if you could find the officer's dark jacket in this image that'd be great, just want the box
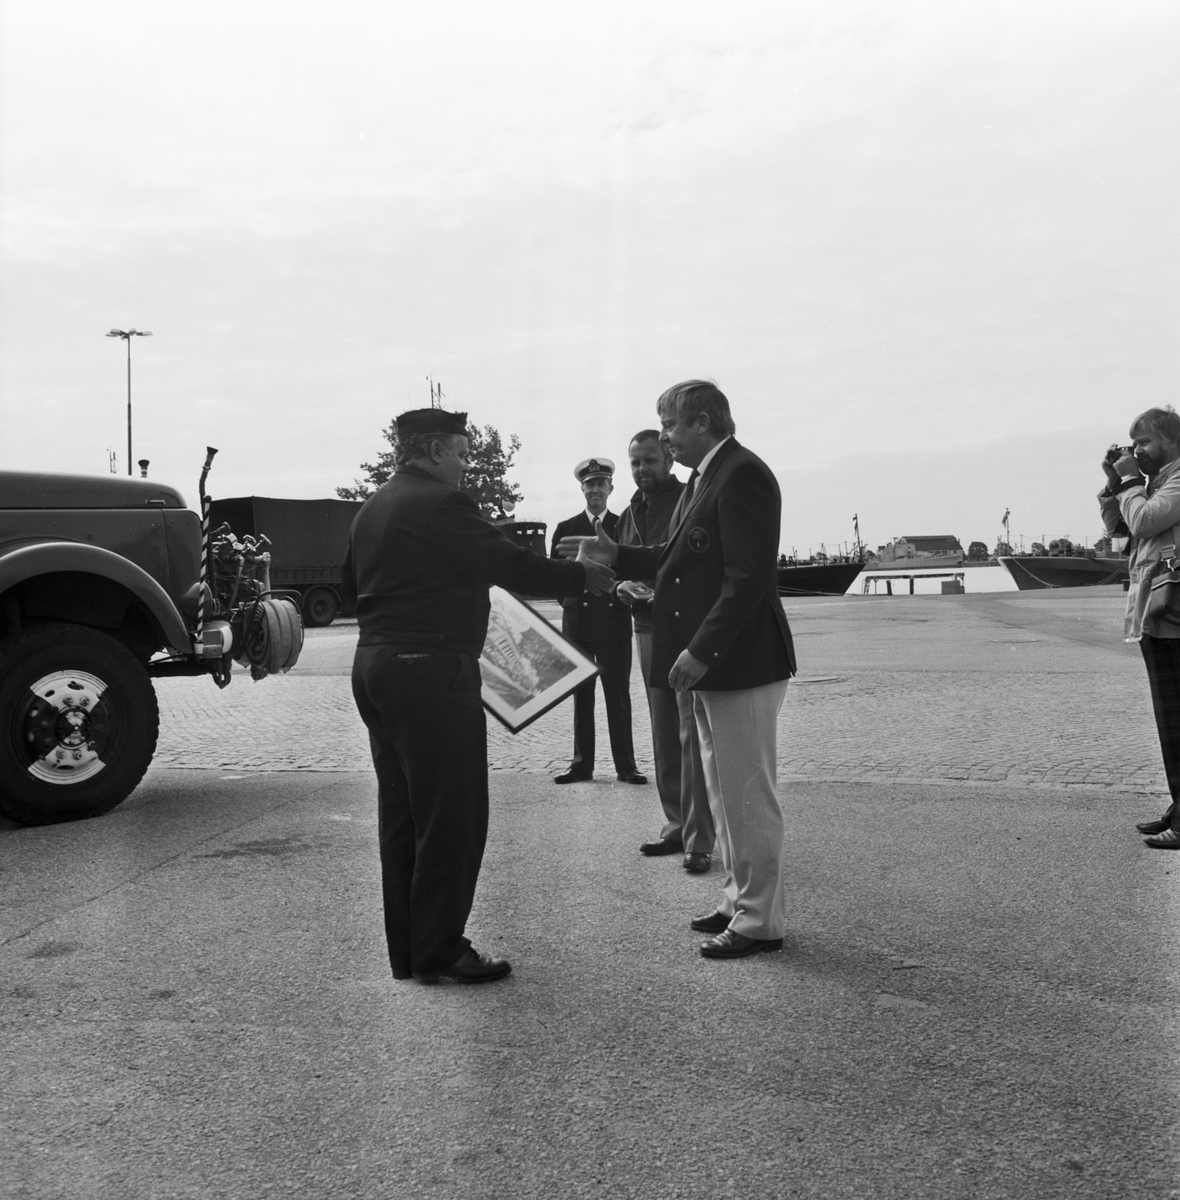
[342,465,586,654]
[615,476,685,635]
[550,511,632,643]
[614,439,796,691]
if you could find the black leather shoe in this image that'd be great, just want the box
[682,852,711,873]
[699,929,783,959]
[1143,828,1180,850]
[639,837,683,856]
[1137,818,1172,834]
[617,770,648,784]
[554,771,592,784]
[416,948,512,984]
[690,910,730,934]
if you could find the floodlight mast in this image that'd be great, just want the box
[105,329,152,476]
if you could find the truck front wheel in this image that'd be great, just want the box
[302,587,339,627]
[0,624,160,825]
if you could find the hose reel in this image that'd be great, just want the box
[233,596,303,681]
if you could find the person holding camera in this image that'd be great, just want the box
[1099,405,1180,849]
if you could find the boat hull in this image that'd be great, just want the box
[777,562,865,596]
[999,556,1129,590]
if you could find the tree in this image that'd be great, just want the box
[337,420,524,518]
[966,541,989,562]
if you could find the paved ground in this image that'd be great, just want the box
[3,587,1179,1199]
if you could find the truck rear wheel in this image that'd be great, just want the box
[302,587,339,627]
[0,624,160,825]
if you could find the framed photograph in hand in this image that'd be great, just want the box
[480,586,599,733]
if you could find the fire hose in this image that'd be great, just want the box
[234,595,303,681]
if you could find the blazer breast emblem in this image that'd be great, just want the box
[687,526,711,553]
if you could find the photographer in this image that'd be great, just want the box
[1099,406,1180,849]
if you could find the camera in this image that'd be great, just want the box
[1105,444,1133,465]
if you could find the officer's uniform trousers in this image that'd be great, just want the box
[350,646,487,978]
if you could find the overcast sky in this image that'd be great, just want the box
[2,1,1177,554]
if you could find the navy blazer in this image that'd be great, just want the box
[551,511,633,643]
[614,439,796,691]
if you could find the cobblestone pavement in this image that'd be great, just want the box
[152,587,1164,795]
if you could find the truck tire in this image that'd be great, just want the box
[302,587,339,627]
[0,624,160,825]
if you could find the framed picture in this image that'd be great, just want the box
[480,586,599,733]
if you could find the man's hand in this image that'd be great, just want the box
[558,520,619,565]
[668,649,708,690]
[615,580,654,606]
[581,557,616,596]
[1113,453,1139,479]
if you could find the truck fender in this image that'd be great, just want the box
[0,540,191,654]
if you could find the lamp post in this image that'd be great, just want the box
[105,329,152,476]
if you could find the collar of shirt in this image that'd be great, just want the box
[1148,458,1180,495]
[585,508,611,524]
[695,436,731,480]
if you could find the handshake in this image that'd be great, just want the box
[557,521,620,597]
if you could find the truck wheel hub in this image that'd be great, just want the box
[21,671,110,785]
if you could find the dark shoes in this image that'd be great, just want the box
[690,910,730,934]
[617,770,648,784]
[1137,804,1176,834]
[639,837,683,857]
[682,852,711,874]
[554,771,592,784]
[699,929,783,959]
[1143,828,1180,850]
[1137,818,1172,835]
[416,948,512,985]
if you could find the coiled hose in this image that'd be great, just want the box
[235,597,303,680]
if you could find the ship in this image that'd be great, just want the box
[777,515,867,596]
[777,560,865,596]
[999,555,1129,590]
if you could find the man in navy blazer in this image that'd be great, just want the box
[549,457,644,785]
[561,381,796,959]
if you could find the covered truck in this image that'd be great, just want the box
[208,496,362,626]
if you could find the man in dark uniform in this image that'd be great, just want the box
[615,431,715,873]
[342,408,612,984]
[550,457,645,785]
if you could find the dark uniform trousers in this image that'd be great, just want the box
[569,637,636,776]
[350,646,487,976]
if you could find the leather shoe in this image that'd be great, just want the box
[1137,818,1172,834]
[639,837,683,857]
[1143,828,1180,850]
[690,910,730,934]
[699,929,783,959]
[682,852,711,873]
[617,770,648,784]
[554,771,592,784]
[416,948,512,984]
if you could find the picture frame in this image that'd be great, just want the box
[480,586,599,733]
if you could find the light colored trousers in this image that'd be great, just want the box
[691,680,789,939]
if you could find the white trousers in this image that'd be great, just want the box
[692,680,789,939]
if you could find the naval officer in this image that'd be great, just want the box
[550,456,645,785]
[342,408,614,984]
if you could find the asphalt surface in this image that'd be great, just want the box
[3,587,1179,1199]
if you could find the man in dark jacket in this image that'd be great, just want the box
[560,382,796,960]
[342,408,612,985]
[615,431,714,872]
[549,457,645,785]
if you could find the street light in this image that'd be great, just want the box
[105,328,152,476]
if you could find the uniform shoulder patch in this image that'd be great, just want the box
[687,526,711,553]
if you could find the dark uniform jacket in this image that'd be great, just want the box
[614,439,796,691]
[342,465,586,655]
[550,511,633,643]
[614,477,685,635]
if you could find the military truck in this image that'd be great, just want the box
[0,467,301,826]
[208,495,362,626]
